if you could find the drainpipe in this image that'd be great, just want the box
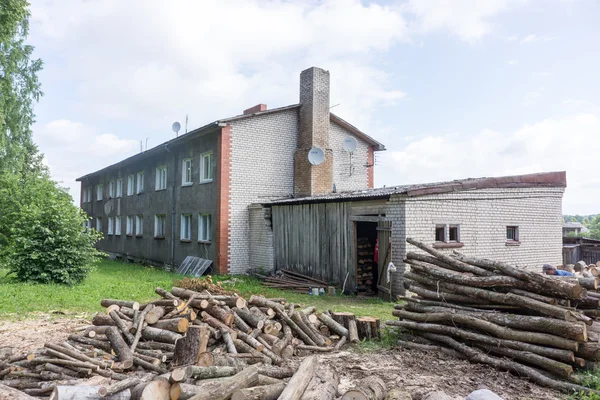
[165,144,176,269]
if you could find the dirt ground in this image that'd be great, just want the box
[0,316,563,400]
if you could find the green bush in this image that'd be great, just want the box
[1,172,103,285]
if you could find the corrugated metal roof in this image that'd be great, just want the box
[266,171,567,205]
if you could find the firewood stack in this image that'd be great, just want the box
[0,287,381,399]
[386,237,600,396]
[356,237,376,293]
[255,268,329,292]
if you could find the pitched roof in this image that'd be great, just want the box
[266,171,567,205]
[76,104,384,181]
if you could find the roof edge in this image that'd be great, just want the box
[330,113,386,151]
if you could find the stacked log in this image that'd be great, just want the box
[386,237,600,396]
[0,286,381,399]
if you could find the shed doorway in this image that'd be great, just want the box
[355,221,378,296]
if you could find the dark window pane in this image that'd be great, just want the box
[449,226,459,242]
[435,226,445,242]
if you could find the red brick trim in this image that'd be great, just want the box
[216,125,232,274]
[367,146,375,188]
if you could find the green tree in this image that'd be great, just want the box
[588,215,600,240]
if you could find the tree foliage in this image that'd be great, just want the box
[0,1,102,284]
[587,215,600,240]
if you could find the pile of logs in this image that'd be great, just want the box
[0,286,381,399]
[256,268,329,292]
[560,260,600,278]
[386,238,600,396]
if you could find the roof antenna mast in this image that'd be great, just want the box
[185,114,189,133]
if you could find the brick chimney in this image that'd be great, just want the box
[294,67,333,197]
[243,104,267,115]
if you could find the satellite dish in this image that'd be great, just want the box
[308,147,325,166]
[343,136,358,153]
[172,122,181,134]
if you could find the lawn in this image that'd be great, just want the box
[0,259,395,322]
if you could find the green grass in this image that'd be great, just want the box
[0,260,395,326]
[0,259,183,318]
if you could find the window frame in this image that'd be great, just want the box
[136,172,145,194]
[154,214,166,239]
[506,225,520,245]
[433,223,463,249]
[127,175,135,196]
[116,178,123,197]
[108,217,114,235]
[155,166,167,191]
[200,152,214,183]
[96,217,103,232]
[96,184,103,201]
[198,214,212,242]
[182,158,193,186]
[82,187,87,203]
[126,216,134,236]
[108,180,115,198]
[135,215,143,237]
[115,216,121,236]
[180,214,192,241]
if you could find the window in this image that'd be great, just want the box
[136,215,143,236]
[448,225,460,242]
[126,216,134,235]
[127,175,135,196]
[155,215,166,238]
[109,181,115,198]
[97,184,103,201]
[136,172,145,194]
[181,214,192,241]
[96,217,103,232]
[88,187,93,202]
[182,158,193,186]
[82,188,87,203]
[108,217,114,235]
[115,216,121,236]
[507,226,519,241]
[116,178,122,197]
[200,152,214,183]
[198,214,212,242]
[156,166,167,190]
[435,226,445,242]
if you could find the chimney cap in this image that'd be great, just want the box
[243,104,267,115]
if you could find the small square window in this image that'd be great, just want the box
[449,225,459,242]
[435,226,445,242]
[507,226,519,241]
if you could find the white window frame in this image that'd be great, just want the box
[96,184,103,201]
[155,166,167,191]
[108,217,114,235]
[434,223,461,243]
[87,187,93,203]
[115,216,121,236]
[82,187,87,203]
[96,217,102,232]
[116,178,123,197]
[200,152,214,183]
[198,214,212,242]
[181,214,192,241]
[126,216,134,235]
[507,226,519,242]
[127,175,135,196]
[135,215,143,236]
[136,172,145,194]
[154,214,166,238]
[182,158,193,186]
[108,181,115,198]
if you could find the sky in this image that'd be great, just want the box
[27,0,600,215]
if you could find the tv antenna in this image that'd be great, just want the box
[343,136,358,176]
[172,122,181,137]
[308,147,325,166]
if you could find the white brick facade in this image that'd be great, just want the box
[388,187,565,294]
[331,121,371,191]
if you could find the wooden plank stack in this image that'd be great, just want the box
[356,237,376,294]
[256,268,329,292]
[386,237,600,396]
[0,287,381,399]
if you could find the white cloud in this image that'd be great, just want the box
[520,34,554,43]
[376,113,600,214]
[508,59,519,66]
[404,0,526,42]
[33,119,138,204]
[521,91,543,106]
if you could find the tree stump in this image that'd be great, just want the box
[172,325,203,367]
[301,364,339,400]
[331,312,356,330]
[357,317,380,340]
[342,376,386,400]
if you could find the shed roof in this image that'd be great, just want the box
[76,104,384,181]
[266,171,567,205]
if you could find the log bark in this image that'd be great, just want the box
[50,385,132,399]
[403,282,487,305]
[106,327,134,369]
[331,312,355,329]
[402,302,588,342]
[141,326,183,344]
[394,309,579,351]
[152,318,189,333]
[383,388,411,400]
[232,313,252,334]
[291,312,323,346]
[187,364,260,400]
[334,336,347,350]
[130,377,170,400]
[576,343,600,361]
[0,384,38,400]
[341,376,386,400]
[248,295,285,311]
[205,303,234,326]
[278,355,317,400]
[233,308,265,330]
[172,325,203,367]
[98,376,142,397]
[109,311,135,344]
[93,313,116,327]
[236,330,264,352]
[144,306,166,325]
[419,332,598,395]
[348,319,360,344]
[386,320,575,364]
[317,313,349,338]
[258,366,297,379]
[201,312,237,339]
[232,339,270,364]
[101,299,140,311]
[405,247,493,277]
[184,365,238,380]
[356,317,380,341]
[301,364,339,400]
[222,328,238,354]
[231,383,285,400]
[276,309,316,346]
